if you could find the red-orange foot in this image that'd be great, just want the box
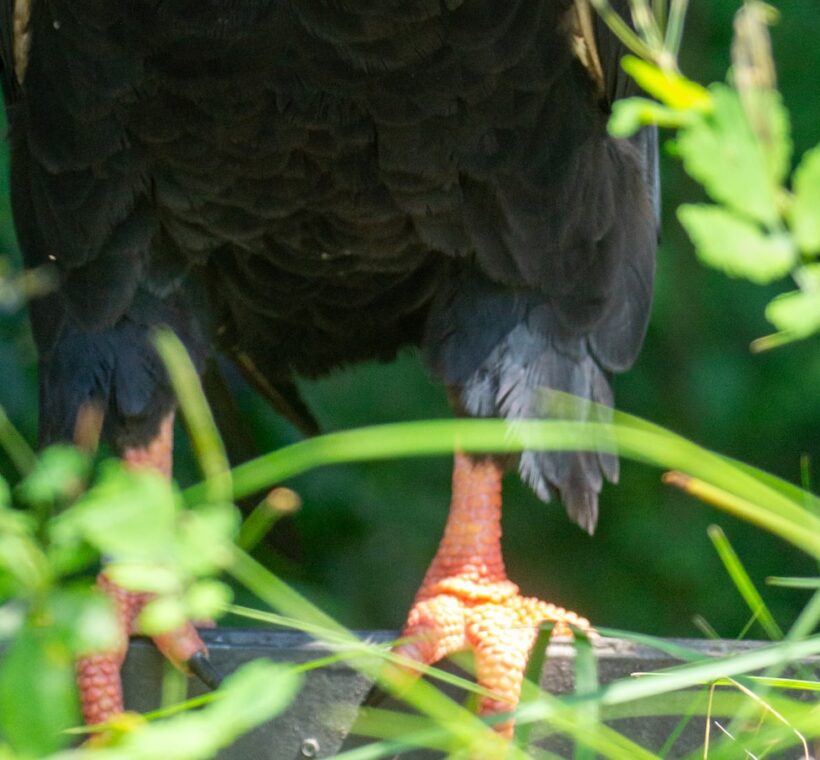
[76,573,210,725]
[395,454,589,738]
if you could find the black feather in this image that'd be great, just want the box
[4,0,658,531]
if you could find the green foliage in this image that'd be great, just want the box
[603,0,820,348]
[677,203,794,283]
[54,661,301,760]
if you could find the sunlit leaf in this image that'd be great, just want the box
[48,586,120,656]
[678,204,795,283]
[137,596,187,636]
[185,580,232,621]
[106,563,181,595]
[53,661,302,760]
[765,288,820,338]
[0,522,49,597]
[50,461,178,559]
[747,89,792,185]
[176,502,239,576]
[15,445,91,508]
[677,85,780,225]
[608,97,690,137]
[621,56,712,111]
[0,626,79,755]
[789,144,820,254]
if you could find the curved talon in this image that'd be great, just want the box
[360,682,389,709]
[187,650,223,690]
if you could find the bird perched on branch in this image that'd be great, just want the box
[1,0,657,737]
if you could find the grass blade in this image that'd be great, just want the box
[0,405,36,474]
[183,416,820,560]
[571,626,599,760]
[153,329,231,505]
[766,577,820,590]
[707,525,784,640]
[514,622,555,750]
[236,488,300,551]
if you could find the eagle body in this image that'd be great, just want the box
[3,0,657,531]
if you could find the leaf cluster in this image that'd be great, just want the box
[606,0,820,348]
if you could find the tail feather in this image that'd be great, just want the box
[425,272,621,534]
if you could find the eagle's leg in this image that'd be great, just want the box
[395,453,588,737]
[75,413,214,725]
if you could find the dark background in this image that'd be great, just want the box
[0,2,817,639]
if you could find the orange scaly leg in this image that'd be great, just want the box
[395,453,589,737]
[75,413,213,725]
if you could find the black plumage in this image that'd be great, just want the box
[2,0,657,532]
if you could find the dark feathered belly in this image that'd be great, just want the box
[122,2,490,373]
[21,0,634,379]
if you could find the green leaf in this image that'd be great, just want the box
[678,204,796,283]
[15,445,91,508]
[753,89,792,185]
[0,520,49,597]
[765,288,820,338]
[52,661,301,760]
[621,56,712,111]
[47,586,120,656]
[185,580,232,621]
[789,144,820,254]
[677,85,780,225]
[176,502,239,576]
[50,462,178,560]
[137,596,188,636]
[0,626,79,755]
[105,563,182,595]
[608,98,691,138]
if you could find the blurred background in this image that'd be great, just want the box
[0,1,817,640]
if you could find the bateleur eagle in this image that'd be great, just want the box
[0,0,658,736]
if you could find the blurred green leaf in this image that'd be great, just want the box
[0,625,79,756]
[53,661,302,760]
[608,97,689,137]
[15,446,91,509]
[50,462,177,560]
[765,285,820,338]
[677,85,780,225]
[47,587,120,656]
[0,514,49,597]
[137,596,187,637]
[105,563,181,595]
[789,144,820,254]
[185,580,232,621]
[678,204,795,283]
[176,502,239,576]
[755,90,792,186]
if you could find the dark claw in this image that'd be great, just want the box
[360,682,388,709]
[187,651,224,690]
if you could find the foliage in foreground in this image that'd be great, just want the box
[0,332,818,759]
[0,1,818,759]
[602,0,820,350]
